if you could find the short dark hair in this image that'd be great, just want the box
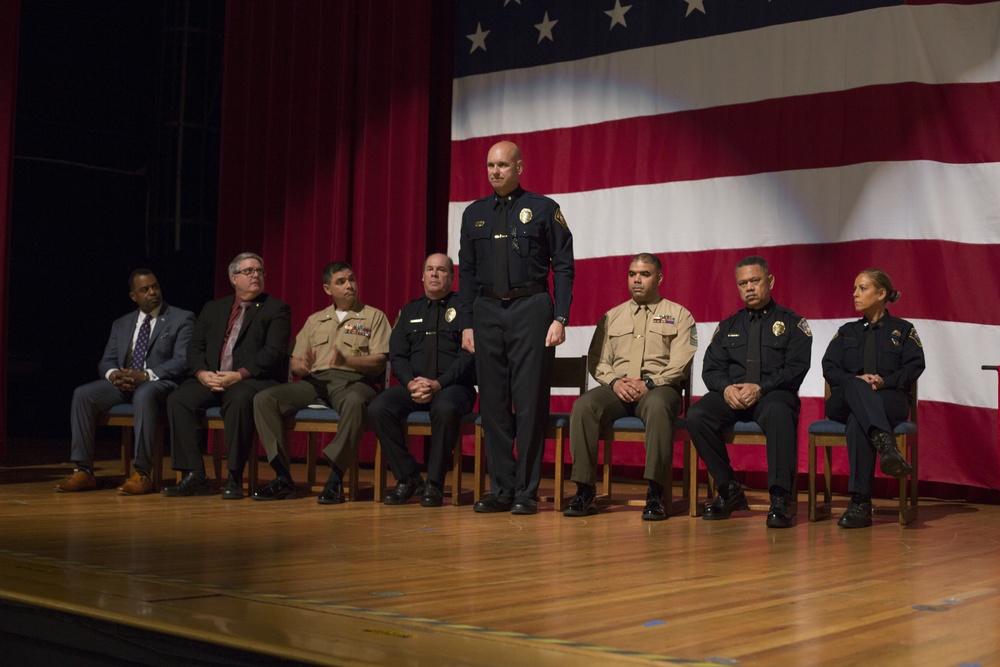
[629,253,662,272]
[323,261,353,284]
[128,268,155,291]
[736,255,769,274]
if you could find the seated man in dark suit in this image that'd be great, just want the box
[251,261,390,504]
[368,253,476,507]
[162,252,291,500]
[59,269,194,494]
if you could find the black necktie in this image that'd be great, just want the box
[863,322,878,374]
[426,301,441,378]
[493,197,509,296]
[746,311,762,384]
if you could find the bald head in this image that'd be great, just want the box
[486,141,523,196]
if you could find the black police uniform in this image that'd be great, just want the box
[821,312,924,496]
[368,292,476,486]
[686,301,812,493]
[458,185,574,502]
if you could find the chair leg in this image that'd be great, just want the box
[451,434,463,506]
[152,425,164,492]
[307,433,318,488]
[373,440,386,502]
[601,440,613,499]
[248,440,259,492]
[808,436,817,522]
[211,431,224,482]
[553,429,564,512]
[687,440,701,517]
[121,425,133,479]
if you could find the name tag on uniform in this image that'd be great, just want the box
[409,318,423,323]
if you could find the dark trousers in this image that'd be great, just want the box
[70,378,175,472]
[825,377,911,496]
[167,377,279,475]
[368,383,476,484]
[686,389,800,493]
[473,291,554,501]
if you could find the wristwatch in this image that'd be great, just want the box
[643,377,655,391]
[554,316,568,325]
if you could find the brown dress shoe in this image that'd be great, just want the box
[118,471,153,495]
[56,469,97,492]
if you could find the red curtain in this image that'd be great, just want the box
[218,1,451,457]
[0,0,21,461]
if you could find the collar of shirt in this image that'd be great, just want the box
[631,297,662,314]
[493,186,525,206]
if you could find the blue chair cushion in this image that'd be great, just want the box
[405,411,479,426]
[106,403,137,416]
[732,420,764,434]
[292,408,342,421]
[608,416,646,430]
[808,419,916,436]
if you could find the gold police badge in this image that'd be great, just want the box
[445,307,456,323]
[772,321,786,336]
[519,208,532,224]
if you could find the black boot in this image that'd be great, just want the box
[870,429,912,478]
[838,493,873,528]
[702,479,749,520]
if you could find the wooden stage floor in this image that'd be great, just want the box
[1,454,999,666]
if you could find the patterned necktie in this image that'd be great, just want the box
[626,305,649,379]
[131,315,151,371]
[220,302,251,372]
[493,197,510,296]
[746,311,762,384]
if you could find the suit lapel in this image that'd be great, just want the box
[145,303,169,349]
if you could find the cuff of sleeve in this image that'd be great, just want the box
[145,369,159,382]
[238,368,251,380]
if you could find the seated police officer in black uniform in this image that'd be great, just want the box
[822,268,924,528]
[368,253,476,507]
[458,140,574,515]
[686,255,812,528]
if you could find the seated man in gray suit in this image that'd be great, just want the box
[59,268,195,494]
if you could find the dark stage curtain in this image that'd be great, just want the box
[0,0,21,461]
[218,1,453,458]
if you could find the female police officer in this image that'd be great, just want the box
[821,269,925,528]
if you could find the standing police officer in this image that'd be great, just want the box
[686,256,812,528]
[459,140,574,515]
[369,253,476,507]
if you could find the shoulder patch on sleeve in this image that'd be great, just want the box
[797,318,812,337]
[711,324,720,341]
[909,328,923,348]
[554,208,569,230]
[690,327,699,347]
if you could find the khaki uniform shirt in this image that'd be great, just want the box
[292,301,390,380]
[589,297,698,388]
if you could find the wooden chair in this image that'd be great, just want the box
[203,406,260,492]
[283,407,367,501]
[686,419,800,517]
[97,404,167,491]
[590,372,692,516]
[474,355,589,509]
[373,411,479,506]
[807,381,919,525]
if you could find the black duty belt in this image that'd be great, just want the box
[480,283,546,301]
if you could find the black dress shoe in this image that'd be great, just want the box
[702,480,749,520]
[221,477,244,500]
[420,484,444,508]
[511,498,538,515]
[317,480,344,505]
[161,471,211,497]
[641,493,667,521]
[382,474,425,505]
[765,491,793,528]
[252,477,296,501]
[473,494,513,513]
[871,430,912,478]
[838,493,873,528]
[563,486,597,517]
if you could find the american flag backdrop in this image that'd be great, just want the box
[448,0,1000,489]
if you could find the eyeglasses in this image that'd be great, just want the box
[235,268,266,277]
